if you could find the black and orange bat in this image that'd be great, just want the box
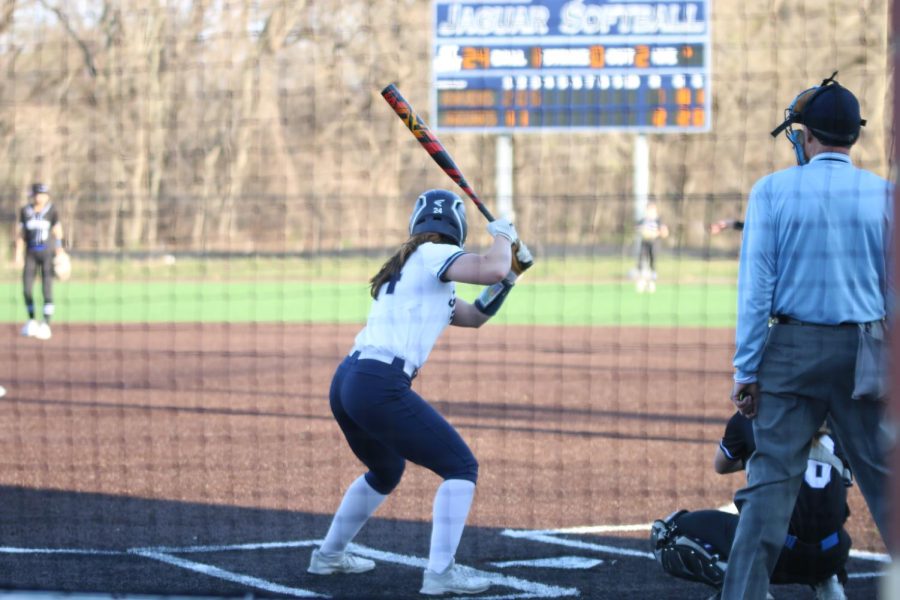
[381,83,496,222]
[381,83,534,274]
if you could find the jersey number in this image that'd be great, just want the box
[804,460,833,489]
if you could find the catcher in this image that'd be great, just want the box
[14,183,70,341]
[650,412,852,600]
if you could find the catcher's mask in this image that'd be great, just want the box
[409,189,467,247]
[770,72,866,165]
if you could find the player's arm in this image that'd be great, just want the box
[13,212,24,268]
[51,222,64,254]
[714,412,751,474]
[443,219,516,286]
[451,298,491,328]
[450,228,532,328]
[713,446,744,474]
[50,207,64,254]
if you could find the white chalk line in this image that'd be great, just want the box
[131,549,323,598]
[501,529,654,559]
[346,543,579,599]
[848,571,885,579]
[0,547,125,556]
[130,539,321,554]
[505,522,892,567]
[491,557,603,570]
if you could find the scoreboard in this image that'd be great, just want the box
[432,0,711,132]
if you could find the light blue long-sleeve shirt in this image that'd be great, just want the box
[733,152,893,383]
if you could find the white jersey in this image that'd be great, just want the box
[352,242,465,369]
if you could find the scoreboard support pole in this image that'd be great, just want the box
[633,134,650,220]
[496,134,515,220]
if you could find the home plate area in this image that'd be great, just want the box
[0,518,884,599]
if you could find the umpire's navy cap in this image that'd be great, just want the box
[800,83,865,146]
[770,73,867,146]
[29,182,49,196]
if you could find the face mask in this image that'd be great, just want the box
[770,83,824,166]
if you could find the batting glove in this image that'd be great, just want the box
[487,218,517,243]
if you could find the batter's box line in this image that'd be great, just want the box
[501,523,892,572]
[0,539,578,600]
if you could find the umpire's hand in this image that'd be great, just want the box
[731,381,759,419]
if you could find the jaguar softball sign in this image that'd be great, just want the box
[432,0,712,132]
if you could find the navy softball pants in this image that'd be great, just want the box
[329,354,479,495]
[23,248,54,307]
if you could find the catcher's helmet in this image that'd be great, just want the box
[770,72,866,164]
[409,189,467,247]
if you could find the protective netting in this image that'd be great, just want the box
[0,1,892,598]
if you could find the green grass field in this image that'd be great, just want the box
[0,256,739,327]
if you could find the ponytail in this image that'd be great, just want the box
[370,232,452,298]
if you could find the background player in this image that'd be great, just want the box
[651,412,852,600]
[709,219,744,235]
[14,183,67,340]
[308,189,530,596]
[634,201,669,292]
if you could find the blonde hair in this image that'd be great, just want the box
[369,232,453,298]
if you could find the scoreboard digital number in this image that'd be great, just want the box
[432,0,711,132]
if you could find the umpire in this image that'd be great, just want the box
[724,73,892,599]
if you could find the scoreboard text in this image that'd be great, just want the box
[432,0,711,132]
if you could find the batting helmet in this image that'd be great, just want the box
[409,189,467,247]
[770,72,866,164]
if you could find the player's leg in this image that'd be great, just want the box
[722,325,829,600]
[637,241,650,291]
[341,360,487,594]
[384,392,486,595]
[21,252,38,336]
[308,357,396,575]
[36,250,54,339]
[771,529,850,592]
[650,509,734,589]
[827,388,890,545]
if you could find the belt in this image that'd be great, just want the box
[772,315,871,329]
[783,531,840,551]
[350,349,418,379]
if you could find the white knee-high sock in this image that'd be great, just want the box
[319,475,387,555]
[427,479,476,573]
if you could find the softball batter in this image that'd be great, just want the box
[308,189,528,596]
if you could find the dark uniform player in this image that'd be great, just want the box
[650,411,852,600]
[634,201,669,292]
[14,183,65,340]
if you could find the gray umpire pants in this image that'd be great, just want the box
[721,322,890,600]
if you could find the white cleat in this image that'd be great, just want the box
[420,560,490,596]
[21,319,38,337]
[0,385,5,398]
[34,322,52,340]
[814,575,846,600]
[307,549,375,575]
